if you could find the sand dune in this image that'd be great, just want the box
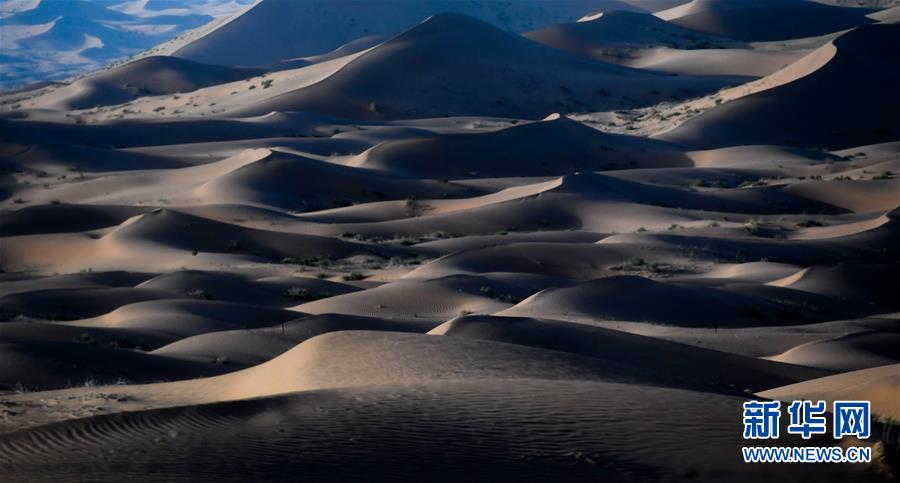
[0,270,151,297]
[529,10,734,55]
[152,313,424,368]
[629,47,808,77]
[1,207,409,274]
[68,298,300,339]
[295,170,854,242]
[766,331,900,372]
[524,10,787,77]
[781,179,900,213]
[1,379,871,482]
[1,331,632,418]
[759,363,900,419]
[1,3,897,481]
[662,24,900,149]
[432,315,829,391]
[292,277,512,322]
[497,275,850,327]
[687,144,841,169]
[136,270,360,307]
[0,341,229,391]
[768,263,900,310]
[355,114,688,178]
[0,204,146,236]
[0,142,190,173]
[196,148,478,210]
[622,316,900,359]
[25,56,263,111]
[0,111,353,148]
[170,0,643,67]
[231,13,738,120]
[657,0,874,41]
[0,286,175,321]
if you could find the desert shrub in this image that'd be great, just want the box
[282,256,330,267]
[342,272,366,281]
[284,287,327,302]
[186,289,212,300]
[333,199,353,208]
[796,220,828,228]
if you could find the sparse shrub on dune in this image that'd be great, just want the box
[186,289,212,300]
[284,287,328,302]
[796,219,829,228]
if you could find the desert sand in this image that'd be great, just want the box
[1,0,899,481]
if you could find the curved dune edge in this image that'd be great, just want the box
[758,364,900,420]
[0,331,625,432]
[0,379,872,482]
[764,331,900,372]
[789,214,891,240]
[648,41,837,138]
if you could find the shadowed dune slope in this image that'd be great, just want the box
[356,114,688,178]
[662,24,900,149]
[232,13,738,120]
[0,379,872,482]
[0,204,146,236]
[0,341,230,391]
[497,275,853,327]
[431,315,829,391]
[32,56,264,110]
[525,10,733,63]
[196,149,479,210]
[0,287,176,321]
[766,331,900,372]
[151,313,425,368]
[657,0,875,41]
[101,208,402,261]
[136,271,361,307]
[759,363,900,419]
[769,263,900,310]
[171,0,649,67]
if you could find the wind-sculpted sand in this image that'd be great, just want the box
[1,1,898,481]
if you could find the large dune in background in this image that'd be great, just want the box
[662,24,900,149]
[169,0,677,67]
[28,56,264,111]
[229,13,738,120]
[657,0,875,41]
